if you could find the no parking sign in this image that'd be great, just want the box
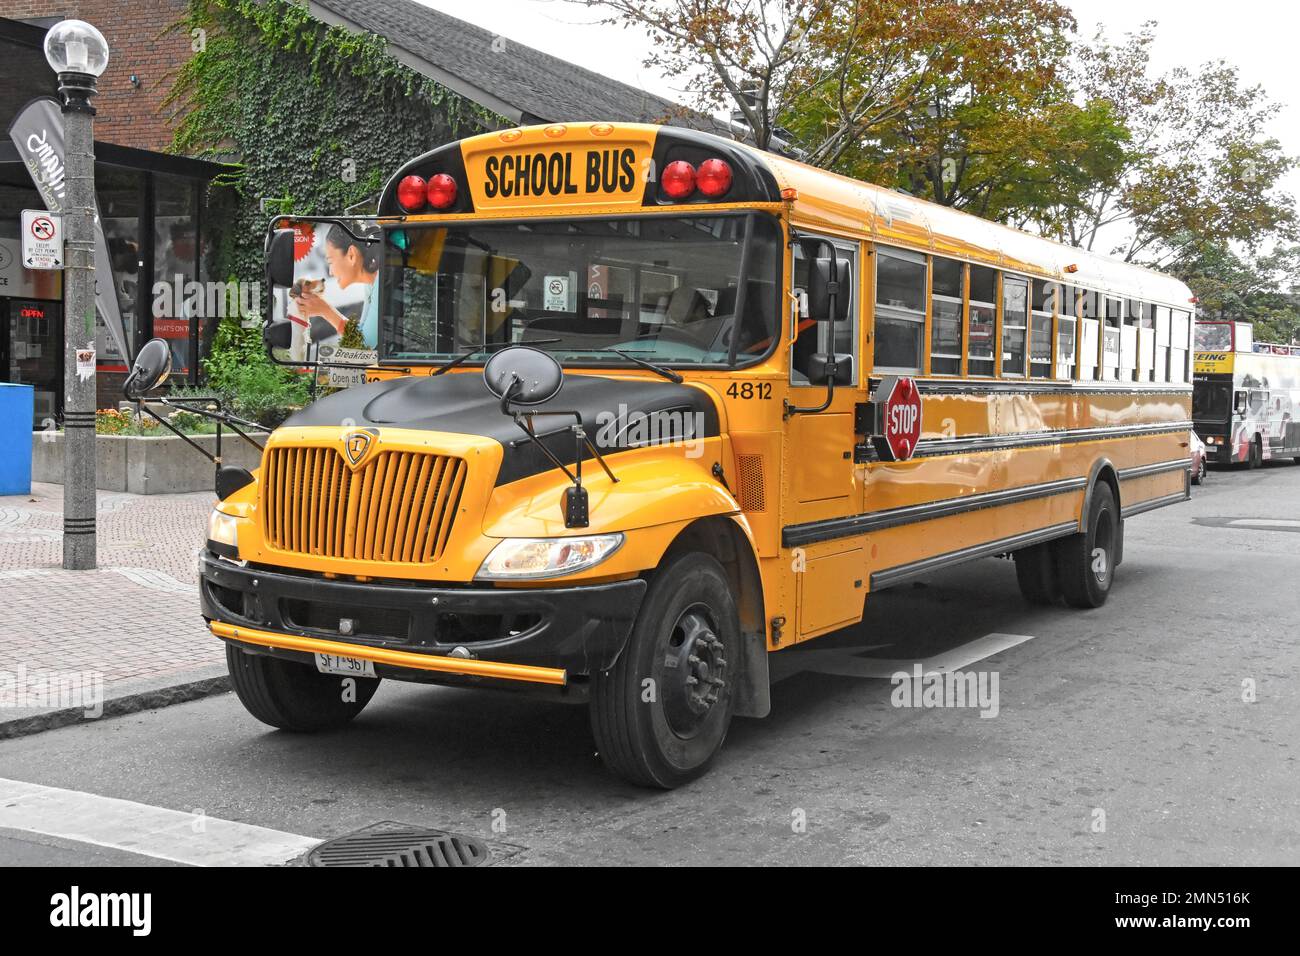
[21,209,63,270]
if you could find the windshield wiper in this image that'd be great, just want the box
[431,339,561,376]
[562,347,684,384]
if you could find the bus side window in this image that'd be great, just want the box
[1030,278,1056,379]
[1102,296,1121,380]
[930,256,964,375]
[1077,289,1098,381]
[1137,302,1155,382]
[1056,283,1077,380]
[1002,275,1029,376]
[1123,298,1141,382]
[1170,309,1191,383]
[791,237,859,385]
[968,265,997,376]
[872,246,926,373]
[1154,306,1170,383]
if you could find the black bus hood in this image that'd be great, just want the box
[282,370,720,486]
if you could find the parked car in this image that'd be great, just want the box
[1190,430,1208,485]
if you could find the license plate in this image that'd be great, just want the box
[314,653,376,678]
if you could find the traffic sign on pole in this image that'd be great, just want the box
[21,209,63,270]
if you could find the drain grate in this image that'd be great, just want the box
[306,821,489,867]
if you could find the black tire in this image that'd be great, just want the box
[1248,438,1263,469]
[226,644,380,732]
[1192,459,1205,485]
[590,552,740,789]
[1014,543,1060,605]
[1053,482,1118,609]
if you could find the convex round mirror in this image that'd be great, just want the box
[482,346,564,406]
[123,338,172,400]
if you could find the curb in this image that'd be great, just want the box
[0,665,231,741]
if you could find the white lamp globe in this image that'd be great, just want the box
[44,19,110,77]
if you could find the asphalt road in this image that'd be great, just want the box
[2,460,1298,866]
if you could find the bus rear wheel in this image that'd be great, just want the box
[1013,543,1060,605]
[590,552,740,789]
[1053,483,1117,609]
[226,644,380,732]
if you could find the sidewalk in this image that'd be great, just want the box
[0,482,228,738]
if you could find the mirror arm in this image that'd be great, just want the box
[506,407,620,489]
[574,412,617,484]
[163,396,265,451]
[785,239,840,420]
[137,403,217,465]
[510,410,577,484]
[784,374,836,420]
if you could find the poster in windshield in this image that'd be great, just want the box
[271,221,380,363]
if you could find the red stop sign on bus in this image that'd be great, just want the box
[872,375,922,462]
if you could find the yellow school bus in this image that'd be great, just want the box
[137,122,1195,788]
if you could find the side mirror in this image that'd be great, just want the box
[807,352,853,386]
[123,338,172,400]
[1233,391,1247,414]
[264,319,294,350]
[266,228,296,290]
[808,256,851,323]
[482,345,565,409]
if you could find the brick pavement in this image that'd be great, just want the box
[0,483,225,729]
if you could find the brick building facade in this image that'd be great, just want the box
[0,0,193,152]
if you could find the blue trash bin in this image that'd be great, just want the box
[0,383,35,495]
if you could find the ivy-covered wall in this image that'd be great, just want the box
[168,0,505,299]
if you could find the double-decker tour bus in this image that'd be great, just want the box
[1193,320,1300,467]
[125,122,1196,787]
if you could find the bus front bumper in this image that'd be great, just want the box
[199,552,647,686]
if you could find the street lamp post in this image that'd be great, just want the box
[44,20,109,571]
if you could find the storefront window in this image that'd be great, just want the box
[153,174,200,376]
[97,168,144,363]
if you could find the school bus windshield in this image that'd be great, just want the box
[379,213,781,366]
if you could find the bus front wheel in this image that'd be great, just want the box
[226,644,380,732]
[1053,483,1117,609]
[590,552,740,789]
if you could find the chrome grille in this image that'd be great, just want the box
[261,445,466,563]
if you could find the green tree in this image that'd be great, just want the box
[807,4,1130,228]
[1182,244,1300,344]
[583,0,1128,230]
[1043,23,1297,270]
[582,0,1077,167]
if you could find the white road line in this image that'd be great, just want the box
[772,633,1036,681]
[1227,518,1300,529]
[0,777,319,867]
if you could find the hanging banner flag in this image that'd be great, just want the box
[6,96,130,362]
